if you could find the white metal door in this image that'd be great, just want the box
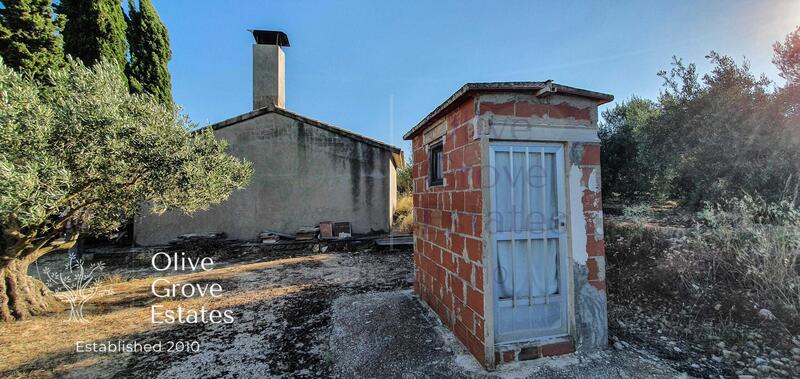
[489,143,569,344]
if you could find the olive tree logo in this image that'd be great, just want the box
[42,253,114,322]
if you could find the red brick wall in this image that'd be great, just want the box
[411,97,486,363]
[579,143,607,292]
[478,96,593,123]
[412,93,607,366]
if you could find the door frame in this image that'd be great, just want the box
[485,141,574,346]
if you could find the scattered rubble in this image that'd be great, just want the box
[258,232,282,244]
[19,242,414,378]
[173,231,226,242]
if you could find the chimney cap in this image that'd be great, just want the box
[250,30,290,47]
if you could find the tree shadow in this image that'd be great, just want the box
[0,257,331,378]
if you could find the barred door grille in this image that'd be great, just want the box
[489,143,569,344]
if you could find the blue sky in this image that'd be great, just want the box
[156,0,800,154]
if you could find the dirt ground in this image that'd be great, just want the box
[330,290,678,378]
[0,242,413,378]
[0,239,739,378]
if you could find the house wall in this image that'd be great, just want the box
[389,158,397,220]
[411,91,608,368]
[135,112,395,245]
[411,96,488,364]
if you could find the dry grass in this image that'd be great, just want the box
[607,197,800,334]
[606,213,800,377]
[692,196,800,322]
[97,273,126,286]
[393,194,414,234]
[695,224,800,319]
[0,255,327,377]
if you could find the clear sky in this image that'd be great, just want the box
[155,0,800,155]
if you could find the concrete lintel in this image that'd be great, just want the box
[485,122,600,143]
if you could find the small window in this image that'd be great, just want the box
[429,142,444,186]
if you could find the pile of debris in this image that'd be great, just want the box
[296,226,320,241]
[157,222,414,256]
[173,231,227,242]
[259,222,354,244]
[258,231,294,244]
[318,222,352,240]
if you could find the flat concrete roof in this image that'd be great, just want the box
[403,81,614,140]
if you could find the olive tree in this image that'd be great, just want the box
[0,58,252,321]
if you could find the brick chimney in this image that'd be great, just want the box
[251,30,289,110]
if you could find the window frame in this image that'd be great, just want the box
[428,141,444,187]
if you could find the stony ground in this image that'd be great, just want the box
[605,216,800,379]
[1,242,413,378]
[331,290,679,379]
[609,294,800,378]
[5,237,794,378]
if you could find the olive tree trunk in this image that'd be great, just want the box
[0,257,63,321]
[2,213,81,321]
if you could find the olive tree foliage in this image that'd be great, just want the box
[0,58,252,320]
[648,53,796,205]
[396,158,412,195]
[600,49,800,206]
[598,96,659,199]
[773,25,800,129]
[774,25,800,86]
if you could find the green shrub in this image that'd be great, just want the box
[621,203,655,221]
[599,97,660,199]
[601,44,800,206]
[396,159,412,195]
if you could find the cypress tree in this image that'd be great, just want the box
[126,0,172,104]
[58,0,127,83]
[0,0,64,80]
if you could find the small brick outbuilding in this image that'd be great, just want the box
[403,82,613,368]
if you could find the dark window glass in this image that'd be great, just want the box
[429,143,443,186]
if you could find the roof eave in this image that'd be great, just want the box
[195,105,403,154]
[402,82,614,140]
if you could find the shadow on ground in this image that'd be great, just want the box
[330,290,679,379]
[3,242,680,378]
